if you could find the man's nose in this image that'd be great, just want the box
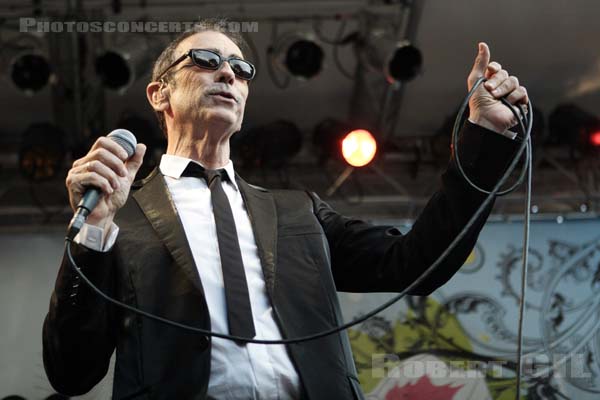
[215,60,236,85]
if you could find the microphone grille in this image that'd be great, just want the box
[107,129,137,158]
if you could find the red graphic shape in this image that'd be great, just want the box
[385,375,464,400]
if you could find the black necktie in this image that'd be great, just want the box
[182,163,256,340]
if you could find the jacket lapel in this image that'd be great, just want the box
[236,176,278,294]
[133,169,205,296]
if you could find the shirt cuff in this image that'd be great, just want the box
[73,222,119,252]
[468,118,517,140]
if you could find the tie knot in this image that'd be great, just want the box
[181,162,227,186]
[205,169,225,186]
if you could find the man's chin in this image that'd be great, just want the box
[203,110,240,130]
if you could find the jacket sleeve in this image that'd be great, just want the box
[312,121,519,295]
[42,241,118,395]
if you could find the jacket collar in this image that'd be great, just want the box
[132,168,205,296]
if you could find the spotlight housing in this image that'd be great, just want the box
[2,41,52,94]
[271,32,324,80]
[95,35,161,93]
[362,30,423,83]
[11,52,51,93]
[385,42,422,83]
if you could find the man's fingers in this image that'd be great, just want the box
[79,160,122,191]
[67,142,144,200]
[467,42,490,88]
[65,134,141,213]
[484,62,502,80]
[90,136,130,161]
[92,148,128,177]
[484,69,509,92]
[82,172,114,195]
[125,143,147,178]
[487,75,518,98]
[506,86,529,105]
[67,171,114,196]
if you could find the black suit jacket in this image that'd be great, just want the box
[43,122,517,399]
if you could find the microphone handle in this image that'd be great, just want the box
[66,187,102,240]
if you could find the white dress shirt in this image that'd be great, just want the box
[76,154,301,400]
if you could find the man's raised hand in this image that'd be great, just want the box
[467,42,529,134]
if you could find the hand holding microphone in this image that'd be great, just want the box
[66,129,146,240]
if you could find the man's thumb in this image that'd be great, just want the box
[126,143,146,176]
[469,42,490,83]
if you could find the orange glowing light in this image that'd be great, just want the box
[341,129,377,167]
[591,131,600,147]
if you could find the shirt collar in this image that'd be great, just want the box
[159,154,238,191]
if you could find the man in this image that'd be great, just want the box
[43,22,527,400]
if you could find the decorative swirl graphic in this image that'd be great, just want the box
[345,230,600,398]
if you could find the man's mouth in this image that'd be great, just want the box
[209,91,237,103]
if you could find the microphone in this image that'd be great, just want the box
[66,129,137,240]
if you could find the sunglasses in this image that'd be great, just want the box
[157,49,256,82]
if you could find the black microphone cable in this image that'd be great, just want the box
[64,75,533,394]
[453,78,533,399]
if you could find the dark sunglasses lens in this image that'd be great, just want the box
[192,50,220,69]
[230,60,255,80]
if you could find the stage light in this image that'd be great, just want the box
[385,42,422,83]
[234,120,303,168]
[2,38,52,93]
[313,119,377,167]
[362,33,422,83]
[19,123,65,181]
[590,130,600,147]
[270,32,324,79]
[11,52,51,93]
[342,129,377,167]
[0,33,58,94]
[95,35,161,93]
[548,103,600,156]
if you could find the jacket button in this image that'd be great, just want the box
[69,292,78,306]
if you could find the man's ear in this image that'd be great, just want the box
[146,80,170,113]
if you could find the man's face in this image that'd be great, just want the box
[167,31,249,134]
